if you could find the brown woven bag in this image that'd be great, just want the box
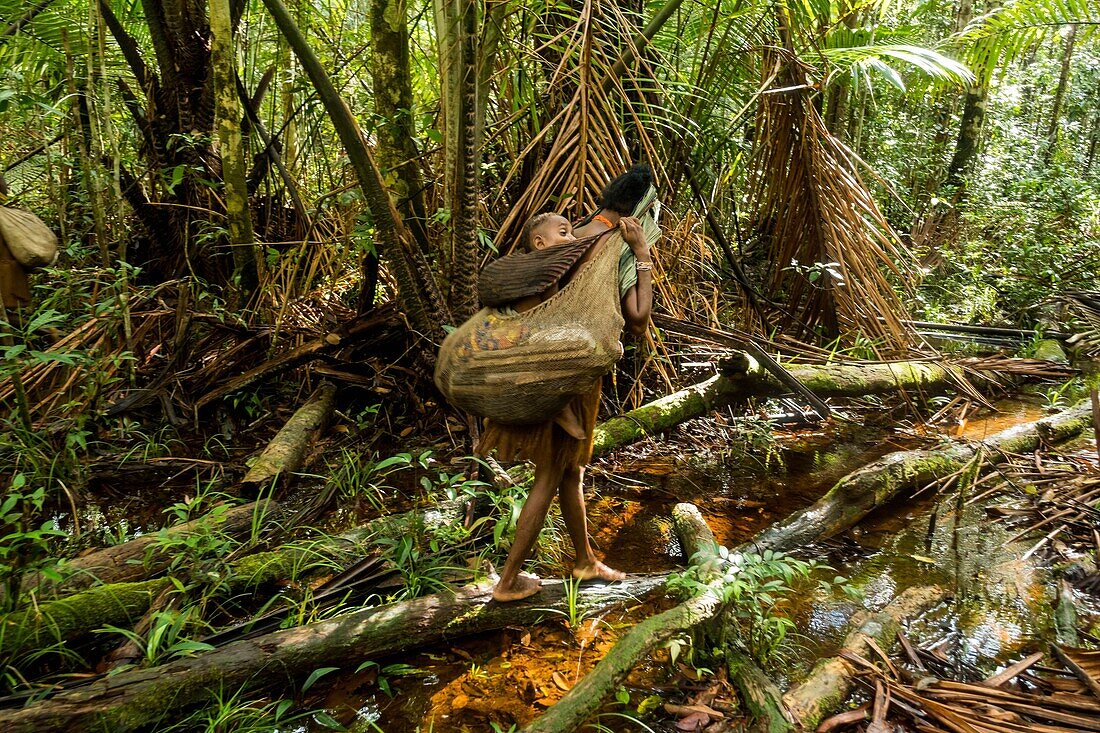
[434,231,626,424]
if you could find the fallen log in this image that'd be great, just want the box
[728,651,793,733]
[0,575,667,732]
[522,503,724,733]
[0,500,468,662]
[782,585,949,730]
[742,400,1093,555]
[12,499,282,604]
[241,381,337,490]
[525,402,1093,732]
[592,355,960,456]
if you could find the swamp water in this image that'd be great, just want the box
[338,401,1080,732]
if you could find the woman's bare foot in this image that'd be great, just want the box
[553,406,588,441]
[572,561,626,582]
[492,572,542,602]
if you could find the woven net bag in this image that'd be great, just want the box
[434,231,626,425]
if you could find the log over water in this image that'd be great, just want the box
[0,575,667,732]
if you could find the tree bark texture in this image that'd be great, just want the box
[1044,24,1078,165]
[782,585,949,730]
[369,0,430,252]
[11,500,281,604]
[0,575,667,733]
[742,401,1094,555]
[262,0,449,341]
[209,0,258,292]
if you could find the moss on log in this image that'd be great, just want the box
[13,499,282,605]
[0,579,171,662]
[242,381,337,488]
[743,401,1093,555]
[522,504,723,733]
[0,575,667,733]
[782,585,948,730]
[592,357,959,456]
[728,651,793,733]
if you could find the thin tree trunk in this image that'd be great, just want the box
[210,0,258,294]
[1044,24,1078,166]
[262,0,450,341]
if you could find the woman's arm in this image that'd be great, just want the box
[618,217,653,337]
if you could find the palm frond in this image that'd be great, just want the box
[956,0,1100,85]
[823,43,975,91]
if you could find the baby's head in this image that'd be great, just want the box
[522,213,575,252]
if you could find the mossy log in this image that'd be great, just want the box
[592,356,959,455]
[0,574,667,733]
[11,499,282,605]
[0,578,172,662]
[728,651,793,733]
[522,504,724,733]
[742,401,1093,555]
[782,585,948,730]
[0,500,468,662]
[241,381,337,489]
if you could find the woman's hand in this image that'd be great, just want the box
[619,216,649,257]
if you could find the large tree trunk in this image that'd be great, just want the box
[592,355,961,456]
[369,0,431,253]
[11,499,281,604]
[744,400,1092,554]
[0,575,667,733]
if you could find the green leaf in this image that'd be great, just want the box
[302,666,339,693]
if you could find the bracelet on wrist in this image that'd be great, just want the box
[635,261,653,272]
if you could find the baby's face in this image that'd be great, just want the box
[531,215,576,250]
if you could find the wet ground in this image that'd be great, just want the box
[330,396,1100,732]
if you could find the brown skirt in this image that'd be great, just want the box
[476,380,602,468]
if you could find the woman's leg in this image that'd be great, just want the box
[492,459,565,601]
[559,463,626,582]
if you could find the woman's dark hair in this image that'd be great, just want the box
[601,163,652,215]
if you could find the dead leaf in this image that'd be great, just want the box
[675,711,710,731]
[551,671,571,692]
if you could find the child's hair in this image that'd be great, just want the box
[522,212,558,251]
[601,163,653,215]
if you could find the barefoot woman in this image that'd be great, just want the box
[482,164,657,602]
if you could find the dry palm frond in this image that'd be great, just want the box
[746,49,918,355]
[488,0,665,255]
[842,644,1100,733]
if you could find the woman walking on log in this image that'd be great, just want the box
[481,164,658,602]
